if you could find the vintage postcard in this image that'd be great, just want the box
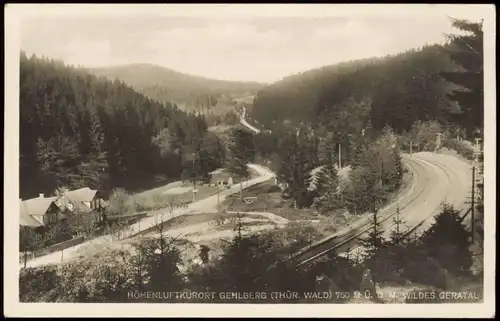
[4,4,496,318]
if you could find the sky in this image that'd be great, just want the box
[18,5,486,83]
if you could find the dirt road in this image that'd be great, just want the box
[239,107,261,134]
[22,164,276,268]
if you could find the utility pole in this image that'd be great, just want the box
[373,201,378,248]
[471,166,475,243]
[338,143,342,169]
[435,133,442,152]
[217,183,220,210]
[395,201,400,236]
[474,138,482,165]
[409,141,413,155]
[192,152,197,202]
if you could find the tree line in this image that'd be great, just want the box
[20,53,226,199]
[250,18,483,139]
[247,18,483,216]
[89,63,264,118]
[250,97,403,215]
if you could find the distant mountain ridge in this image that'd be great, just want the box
[89,63,266,91]
[88,64,265,114]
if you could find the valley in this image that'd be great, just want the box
[16,14,485,308]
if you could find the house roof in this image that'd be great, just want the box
[64,187,98,203]
[22,197,58,216]
[19,199,45,227]
[54,187,105,214]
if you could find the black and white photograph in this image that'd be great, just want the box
[4,4,495,318]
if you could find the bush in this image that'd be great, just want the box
[108,188,137,216]
[19,267,60,302]
[409,120,443,152]
[441,139,474,160]
[402,256,450,289]
[266,185,282,193]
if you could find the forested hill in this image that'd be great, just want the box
[20,53,224,199]
[250,44,462,134]
[89,63,265,112]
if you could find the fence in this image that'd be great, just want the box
[19,252,34,263]
[33,236,85,258]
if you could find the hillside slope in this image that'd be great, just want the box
[20,54,213,198]
[250,44,461,133]
[89,63,265,114]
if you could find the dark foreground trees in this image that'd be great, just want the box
[440,18,484,137]
[420,203,473,276]
[19,201,476,303]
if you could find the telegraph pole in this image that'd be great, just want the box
[471,166,475,243]
[395,200,400,236]
[435,132,442,152]
[192,152,197,202]
[338,143,342,169]
[373,200,378,248]
[217,183,220,210]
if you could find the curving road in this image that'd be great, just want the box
[291,152,472,266]
[239,107,261,134]
[27,110,471,269]
[238,107,472,267]
[21,164,276,269]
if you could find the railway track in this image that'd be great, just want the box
[292,153,471,267]
[290,156,428,266]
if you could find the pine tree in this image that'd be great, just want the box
[359,200,389,283]
[312,159,342,214]
[317,132,337,165]
[440,18,484,137]
[389,202,407,247]
[233,211,248,243]
[36,134,82,190]
[198,132,226,178]
[19,227,47,268]
[278,129,315,209]
[420,203,473,276]
[360,200,386,259]
[20,53,212,198]
[227,128,255,200]
[386,203,409,276]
